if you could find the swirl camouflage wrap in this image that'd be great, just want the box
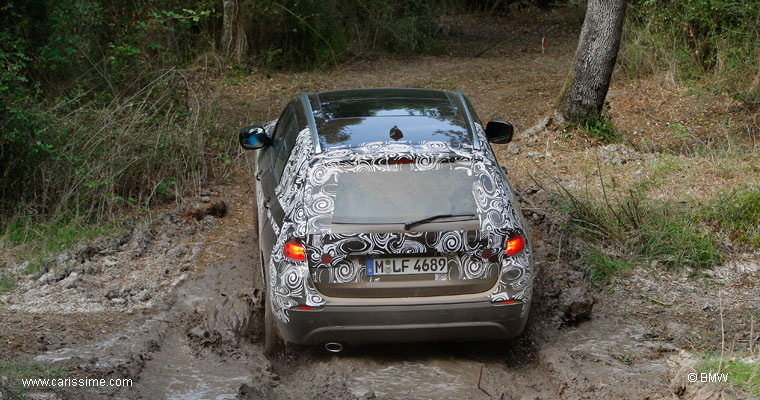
[259,122,533,323]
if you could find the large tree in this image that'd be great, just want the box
[557,0,627,120]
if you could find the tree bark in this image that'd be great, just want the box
[221,0,247,64]
[221,0,236,56]
[557,0,627,120]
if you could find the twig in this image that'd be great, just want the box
[747,347,759,385]
[749,295,760,387]
[718,291,725,374]
[477,364,492,397]
[751,314,754,354]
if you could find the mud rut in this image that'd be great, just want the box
[105,184,669,400]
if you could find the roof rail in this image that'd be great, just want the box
[298,91,322,153]
[454,88,481,151]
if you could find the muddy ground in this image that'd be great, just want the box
[2,7,759,400]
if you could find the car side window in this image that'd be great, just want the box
[272,105,299,182]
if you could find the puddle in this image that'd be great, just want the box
[136,330,253,400]
[35,318,167,370]
[348,360,486,399]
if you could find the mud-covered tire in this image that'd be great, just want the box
[263,290,284,356]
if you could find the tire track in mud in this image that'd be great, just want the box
[6,178,672,399]
[120,184,668,400]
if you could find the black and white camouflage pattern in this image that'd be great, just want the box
[259,122,532,323]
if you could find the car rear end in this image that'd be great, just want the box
[277,151,533,346]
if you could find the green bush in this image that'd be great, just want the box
[621,0,760,107]
[0,1,227,224]
[2,71,234,221]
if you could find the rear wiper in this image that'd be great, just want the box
[403,213,477,231]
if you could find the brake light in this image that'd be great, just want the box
[284,240,305,261]
[505,233,524,256]
[389,158,414,165]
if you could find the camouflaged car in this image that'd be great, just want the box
[239,88,532,354]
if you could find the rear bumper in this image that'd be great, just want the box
[278,299,528,346]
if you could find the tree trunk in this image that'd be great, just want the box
[221,0,247,64]
[557,0,627,120]
[221,0,236,57]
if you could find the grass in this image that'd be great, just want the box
[558,185,722,272]
[704,186,760,248]
[698,353,760,396]
[0,273,16,294]
[0,359,69,398]
[2,217,121,276]
[636,207,723,269]
[583,250,634,284]
[558,179,760,283]
[551,157,737,282]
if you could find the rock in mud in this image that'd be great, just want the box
[559,287,595,324]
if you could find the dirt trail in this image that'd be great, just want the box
[2,7,758,400]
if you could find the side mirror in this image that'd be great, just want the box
[239,125,269,150]
[485,120,514,144]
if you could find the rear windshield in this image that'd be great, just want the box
[330,168,477,225]
[318,97,456,119]
[312,90,474,149]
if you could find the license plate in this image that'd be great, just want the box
[366,257,448,275]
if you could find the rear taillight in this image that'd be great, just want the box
[284,240,305,261]
[505,233,525,256]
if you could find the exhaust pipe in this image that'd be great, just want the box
[324,342,344,353]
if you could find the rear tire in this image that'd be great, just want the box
[264,288,284,356]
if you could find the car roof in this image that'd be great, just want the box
[302,88,480,152]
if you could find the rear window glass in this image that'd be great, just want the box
[319,98,456,119]
[331,169,477,224]
[312,90,474,149]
